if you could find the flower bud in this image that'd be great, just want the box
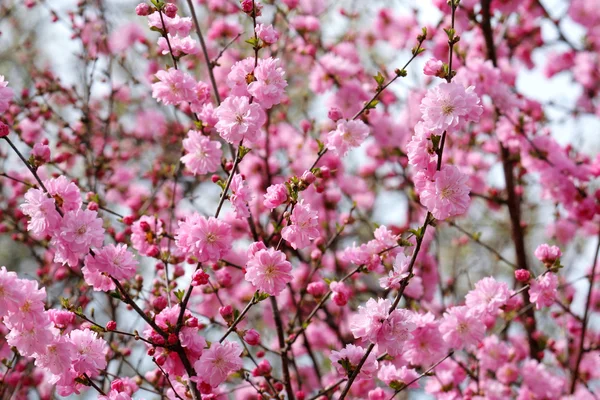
[106,320,117,331]
[244,329,261,345]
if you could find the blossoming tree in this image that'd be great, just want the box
[0,0,599,399]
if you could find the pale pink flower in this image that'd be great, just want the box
[69,329,108,376]
[350,298,415,356]
[84,244,138,280]
[379,253,411,289]
[193,341,243,387]
[404,312,448,366]
[423,58,445,77]
[82,265,116,291]
[534,244,562,265]
[521,359,565,399]
[6,323,53,357]
[0,266,25,318]
[44,176,82,212]
[147,13,192,36]
[32,142,51,162]
[152,69,197,106]
[20,188,61,237]
[215,96,266,145]
[325,119,370,156]
[420,82,482,133]
[189,81,212,113]
[51,209,105,267]
[18,118,42,144]
[248,57,287,109]
[256,23,279,44]
[439,306,485,349]
[281,199,320,249]
[419,164,470,220]
[229,174,253,218]
[529,272,558,309]
[157,34,198,57]
[465,277,510,317]
[181,130,222,175]
[35,337,74,377]
[0,75,14,113]
[406,122,437,175]
[175,214,232,263]
[378,364,419,388]
[245,247,293,295]
[227,58,254,97]
[263,183,288,209]
[3,279,46,330]
[108,23,145,54]
[330,344,378,380]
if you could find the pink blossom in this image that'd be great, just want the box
[175,214,232,263]
[325,119,370,156]
[248,57,287,109]
[32,142,51,162]
[152,69,197,106]
[256,23,279,44]
[465,277,510,317]
[69,329,108,376]
[439,306,485,349]
[227,58,255,97]
[4,279,48,331]
[244,329,260,345]
[529,272,558,309]
[215,95,266,145]
[181,130,222,175]
[406,122,437,174]
[44,176,82,212]
[263,183,288,209]
[84,244,138,280]
[0,266,25,318]
[147,13,192,37]
[534,243,562,265]
[157,34,198,57]
[0,75,14,113]
[245,247,293,295]
[379,253,411,289]
[330,344,378,379]
[330,281,352,306]
[131,216,163,256]
[82,265,116,291]
[193,341,243,387]
[51,209,105,267]
[378,364,419,388]
[419,82,483,133]
[281,199,320,249]
[423,58,445,77]
[20,188,61,237]
[229,174,253,218]
[419,165,470,220]
[404,312,447,366]
[350,298,415,356]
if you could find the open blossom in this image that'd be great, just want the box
[45,176,82,212]
[263,183,288,209]
[181,130,222,175]
[325,119,370,156]
[227,58,255,96]
[0,267,24,318]
[281,199,320,249]
[529,272,559,309]
[51,209,105,267]
[534,243,562,265]
[256,23,279,44]
[152,69,196,106]
[215,95,266,145]
[245,247,293,295]
[379,253,411,289]
[404,312,448,366]
[419,165,470,220]
[465,277,510,317]
[439,306,485,349]
[378,364,419,388]
[423,58,445,77]
[147,13,192,36]
[130,215,163,256]
[229,174,253,218]
[406,122,437,174]
[330,344,378,380]
[350,298,415,356]
[248,57,287,109]
[69,329,108,376]
[175,214,232,263]
[157,34,198,57]
[194,341,243,387]
[20,188,61,237]
[0,75,14,113]
[84,244,138,281]
[420,81,482,133]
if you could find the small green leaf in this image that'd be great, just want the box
[373,71,385,86]
[174,289,185,302]
[365,99,379,110]
[90,325,105,333]
[245,37,259,47]
[396,238,414,247]
[389,380,406,391]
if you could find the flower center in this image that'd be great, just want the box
[441,102,455,115]
[457,322,469,334]
[77,225,88,235]
[206,232,217,243]
[235,114,244,124]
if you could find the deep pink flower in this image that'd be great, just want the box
[281,199,320,249]
[69,329,108,376]
[131,216,164,257]
[175,214,232,263]
[420,82,482,133]
[44,176,82,212]
[325,119,370,156]
[193,341,243,387]
[419,165,470,220]
[245,247,293,295]
[181,130,222,175]
[215,96,266,145]
[534,243,562,265]
[330,344,378,379]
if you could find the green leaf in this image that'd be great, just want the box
[373,71,385,86]
[238,145,252,160]
[90,325,105,333]
[253,292,270,302]
[174,289,185,302]
[431,134,441,151]
[245,37,259,47]
[396,238,414,247]
[109,291,122,300]
[389,380,406,391]
[365,99,379,110]
[316,139,325,153]
[472,232,481,241]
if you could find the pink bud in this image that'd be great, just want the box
[147,245,160,257]
[219,305,233,319]
[301,170,316,184]
[163,3,177,18]
[0,122,9,138]
[515,269,531,282]
[244,329,261,345]
[328,108,343,122]
[140,221,151,232]
[106,320,117,331]
[191,270,210,286]
[155,353,166,366]
[135,3,150,16]
[307,281,327,297]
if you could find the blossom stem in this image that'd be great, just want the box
[219,292,259,343]
[270,296,295,400]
